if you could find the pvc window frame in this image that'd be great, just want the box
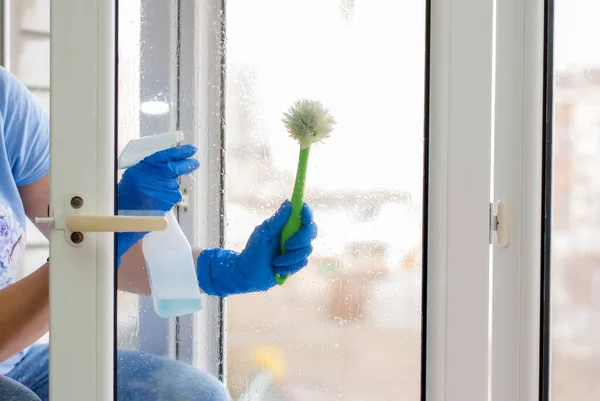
[490,0,546,399]
[49,0,116,399]
[425,0,494,400]
[176,0,226,379]
[132,0,180,361]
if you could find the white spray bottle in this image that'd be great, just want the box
[118,131,202,318]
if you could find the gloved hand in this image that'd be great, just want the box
[116,144,199,266]
[197,200,318,296]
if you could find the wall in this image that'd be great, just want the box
[9,0,50,112]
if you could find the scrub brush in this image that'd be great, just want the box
[276,99,336,285]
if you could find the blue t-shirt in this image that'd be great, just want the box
[0,66,50,374]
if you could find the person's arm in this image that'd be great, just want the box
[0,262,49,363]
[117,243,151,295]
[117,245,205,295]
[2,64,163,297]
[3,66,50,239]
[18,174,50,238]
[0,67,51,361]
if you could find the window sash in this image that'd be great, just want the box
[176,0,226,379]
[49,1,116,399]
[490,0,546,399]
[426,0,494,400]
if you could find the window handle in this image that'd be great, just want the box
[35,195,167,246]
[36,215,167,233]
[71,215,166,232]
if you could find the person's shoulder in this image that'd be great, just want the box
[0,66,25,120]
[0,67,10,124]
[0,66,45,126]
[0,66,50,186]
[0,66,20,93]
[0,65,10,81]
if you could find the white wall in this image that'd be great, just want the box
[9,0,50,111]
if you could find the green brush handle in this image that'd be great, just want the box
[276,146,310,285]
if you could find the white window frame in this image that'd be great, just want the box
[132,0,179,361]
[426,1,494,400]
[49,0,116,399]
[490,0,545,399]
[177,0,226,379]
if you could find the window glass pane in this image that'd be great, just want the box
[116,2,231,400]
[116,1,224,398]
[551,0,600,398]
[117,0,143,351]
[224,0,426,399]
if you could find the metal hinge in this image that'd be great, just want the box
[177,175,195,213]
[489,200,510,247]
[178,188,191,212]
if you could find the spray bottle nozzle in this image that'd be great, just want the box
[118,131,185,170]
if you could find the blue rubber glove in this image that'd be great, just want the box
[116,144,199,266]
[197,200,318,296]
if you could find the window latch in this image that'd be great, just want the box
[490,200,510,247]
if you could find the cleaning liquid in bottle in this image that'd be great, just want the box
[142,210,202,318]
[118,131,202,319]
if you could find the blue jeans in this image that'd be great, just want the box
[1,344,231,401]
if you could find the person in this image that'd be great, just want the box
[0,66,318,401]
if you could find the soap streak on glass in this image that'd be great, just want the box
[224,0,426,400]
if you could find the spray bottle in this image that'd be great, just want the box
[118,131,203,318]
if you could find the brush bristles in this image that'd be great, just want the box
[282,99,336,149]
